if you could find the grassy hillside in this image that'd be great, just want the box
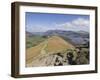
[26,35,47,49]
[26,36,75,67]
[26,33,89,67]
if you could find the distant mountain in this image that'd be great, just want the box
[32,32,44,36]
[26,30,89,45]
[44,30,89,45]
[77,30,89,34]
[76,31,89,38]
[26,31,34,37]
[44,30,89,37]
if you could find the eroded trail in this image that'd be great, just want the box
[26,36,75,67]
[27,39,49,67]
[41,39,48,55]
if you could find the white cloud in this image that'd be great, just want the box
[72,18,89,27]
[26,25,54,32]
[26,18,90,32]
[56,22,73,27]
[55,18,90,32]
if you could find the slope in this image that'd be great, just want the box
[26,36,75,67]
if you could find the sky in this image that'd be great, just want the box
[25,12,90,32]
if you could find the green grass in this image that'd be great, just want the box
[26,35,47,49]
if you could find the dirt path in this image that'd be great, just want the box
[41,39,48,55]
[28,39,49,64]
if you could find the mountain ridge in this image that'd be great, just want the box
[26,30,89,45]
[26,35,75,67]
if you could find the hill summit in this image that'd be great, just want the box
[26,36,75,67]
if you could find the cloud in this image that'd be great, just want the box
[56,22,73,28]
[26,25,54,32]
[55,18,89,32]
[26,18,90,32]
[57,18,89,27]
[72,18,89,27]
